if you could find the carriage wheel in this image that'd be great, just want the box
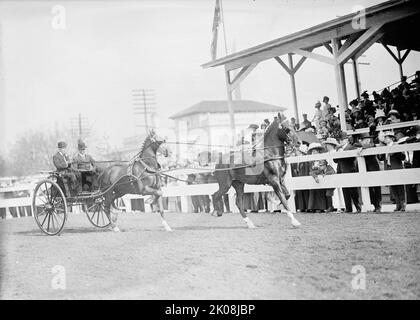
[84,196,111,228]
[32,179,67,236]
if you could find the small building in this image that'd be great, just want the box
[170,100,286,160]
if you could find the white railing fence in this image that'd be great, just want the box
[1,143,420,218]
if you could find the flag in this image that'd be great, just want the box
[210,0,221,61]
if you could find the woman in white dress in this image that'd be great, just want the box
[323,137,345,212]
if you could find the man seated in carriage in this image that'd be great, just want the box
[72,140,97,191]
[53,141,81,195]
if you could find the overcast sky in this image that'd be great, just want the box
[1,0,419,153]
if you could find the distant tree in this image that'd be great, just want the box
[0,154,8,177]
[7,128,74,177]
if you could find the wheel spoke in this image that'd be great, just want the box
[51,213,56,231]
[46,213,51,232]
[40,210,49,227]
[44,183,51,203]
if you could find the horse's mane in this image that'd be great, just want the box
[138,135,151,156]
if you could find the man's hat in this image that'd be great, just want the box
[302,113,308,117]
[315,101,321,108]
[323,96,329,102]
[383,130,396,139]
[388,109,400,117]
[57,141,67,148]
[248,124,259,130]
[351,106,362,115]
[375,109,386,120]
[359,132,374,140]
[307,142,324,153]
[361,91,369,98]
[323,137,339,146]
[78,141,87,150]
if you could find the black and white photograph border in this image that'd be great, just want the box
[0,0,419,301]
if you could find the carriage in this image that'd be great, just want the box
[31,169,113,236]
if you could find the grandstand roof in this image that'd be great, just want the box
[169,100,286,119]
[202,0,420,71]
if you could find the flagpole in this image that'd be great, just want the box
[219,0,229,56]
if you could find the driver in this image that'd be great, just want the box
[72,140,96,191]
[53,141,80,194]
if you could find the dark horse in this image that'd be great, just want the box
[212,113,301,228]
[98,129,171,232]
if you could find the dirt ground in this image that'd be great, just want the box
[0,211,419,300]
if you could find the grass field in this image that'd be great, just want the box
[0,211,419,299]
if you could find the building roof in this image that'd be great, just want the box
[169,100,287,119]
[202,0,420,71]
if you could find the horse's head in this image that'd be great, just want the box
[148,129,171,157]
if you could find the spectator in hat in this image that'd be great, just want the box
[318,119,329,139]
[290,117,299,131]
[323,137,345,212]
[293,144,311,213]
[310,159,336,213]
[398,76,411,92]
[300,113,312,130]
[378,130,406,211]
[385,109,401,124]
[375,109,387,127]
[322,96,331,119]
[334,132,362,213]
[306,142,328,212]
[312,101,323,130]
[53,141,80,194]
[355,132,382,212]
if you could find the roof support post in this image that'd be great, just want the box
[288,53,299,124]
[352,58,361,99]
[225,67,236,146]
[275,54,309,125]
[332,38,348,132]
[397,48,404,78]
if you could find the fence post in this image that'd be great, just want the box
[356,155,372,212]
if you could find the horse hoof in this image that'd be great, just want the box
[291,219,301,227]
[111,226,121,232]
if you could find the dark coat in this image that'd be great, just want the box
[72,153,95,171]
[53,151,71,171]
[378,148,406,170]
[354,143,380,171]
[334,144,358,173]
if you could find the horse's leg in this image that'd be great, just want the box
[104,191,120,232]
[144,185,172,232]
[232,180,256,229]
[268,176,301,227]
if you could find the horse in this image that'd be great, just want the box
[98,129,172,232]
[212,113,301,228]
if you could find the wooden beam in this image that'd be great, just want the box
[228,63,258,92]
[274,56,292,74]
[292,48,334,65]
[324,43,333,54]
[381,42,399,62]
[288,53,299,124]
[338,32,361,56]
[353,31,385,60]
[337,23,385,65]
[292,55,308,73]
[332,38,348,132]
[401,49,411,63]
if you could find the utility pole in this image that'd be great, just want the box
[132,89,156,134]
[70,114,89,140]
